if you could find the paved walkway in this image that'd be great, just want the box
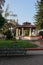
[27,50,43,55]
[0,55,43,65]
[28,39,43,48]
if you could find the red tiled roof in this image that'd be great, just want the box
[16,22,36,28]
[16,25,36,28]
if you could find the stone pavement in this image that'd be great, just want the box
[0,55,43,65]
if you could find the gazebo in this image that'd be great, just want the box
[16,22,36,39]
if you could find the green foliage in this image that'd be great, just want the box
[0,14,6,28]
[0,0,6,29]
[16,40,38,48]
[0,40,14,48]
[34,0,43,29]
[25,30,29,36]
[39,31,43,36]
[0,40,38,48]
[3,30,13,40]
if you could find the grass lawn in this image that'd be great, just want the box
[0,40,14,48]
[16,40,38,48]
[0,40,38,48]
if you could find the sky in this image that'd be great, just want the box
[3,0,37,25]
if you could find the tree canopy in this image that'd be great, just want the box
[0,14,6,29]
[0,0,6,29]
[34,0,43,29]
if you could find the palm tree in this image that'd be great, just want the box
[3,4,17,19]
[0,0,5,9]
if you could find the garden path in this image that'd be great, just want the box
[28,39,43,48]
